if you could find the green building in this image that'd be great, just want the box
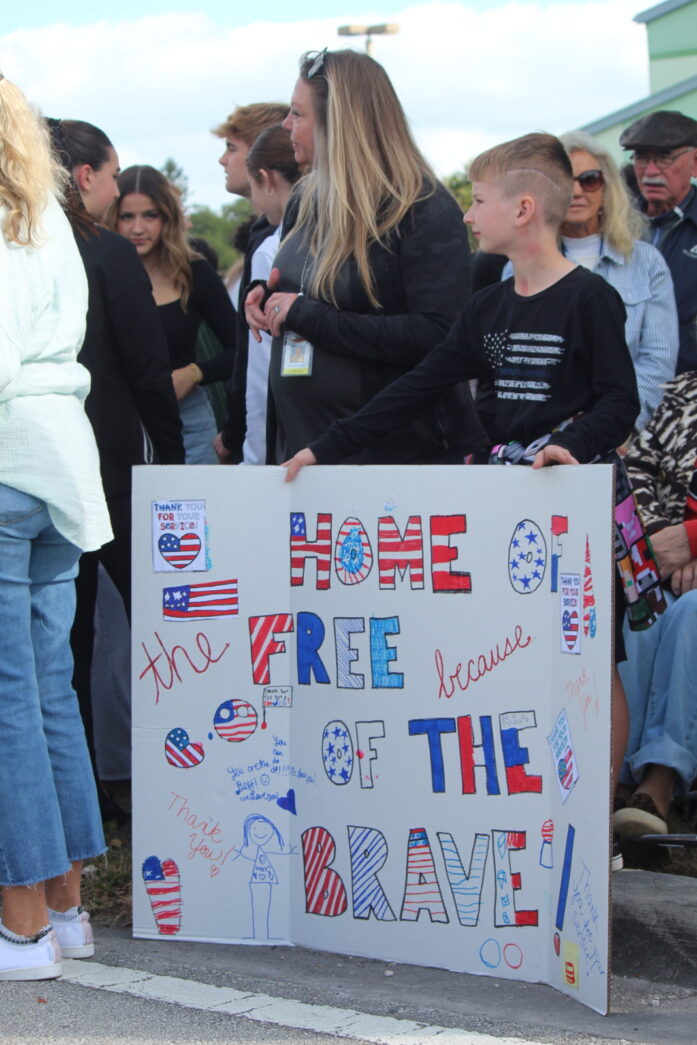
[580,0,697,159]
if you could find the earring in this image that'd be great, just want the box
[264,185,274,197]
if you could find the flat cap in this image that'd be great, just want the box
[620,110,697,150]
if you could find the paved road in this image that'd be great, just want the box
[4,870,697,1045]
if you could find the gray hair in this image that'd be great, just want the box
[559,129,645,256]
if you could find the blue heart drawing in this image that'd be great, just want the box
[277,788,296,815]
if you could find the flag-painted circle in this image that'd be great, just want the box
[334,518,373,586]
[321,719,354,785]
[508,519,546,594]
[213,699,258,742]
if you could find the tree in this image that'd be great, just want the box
[188,199,254,272]
[160,158,189,205]
[443,169,476,250]
[443,168,472,213]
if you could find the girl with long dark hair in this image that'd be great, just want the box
[112,165,238,463]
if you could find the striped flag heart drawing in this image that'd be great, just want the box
[562,609,579,651]
[165,726,205,768]
[157,532,201,569]
[142,856,182,935]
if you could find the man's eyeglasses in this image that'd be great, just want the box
[307,48,328,79]
[631,147,693,170]
[573,169,604,192]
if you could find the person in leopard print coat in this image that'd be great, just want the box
[615,371,697,841]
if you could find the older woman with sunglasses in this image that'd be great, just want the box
[558,131,678,430]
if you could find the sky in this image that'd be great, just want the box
[2,1,650,211]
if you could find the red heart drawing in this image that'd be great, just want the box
[158,532,202,569]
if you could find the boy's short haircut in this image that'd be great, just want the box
[212,103,289,147]
[469,132,573,228]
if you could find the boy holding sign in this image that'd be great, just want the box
[282,133,642,857]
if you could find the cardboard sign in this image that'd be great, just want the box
[132,465,613,1014]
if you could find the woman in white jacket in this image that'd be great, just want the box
[0,74,112,981]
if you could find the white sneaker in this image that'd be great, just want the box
[0,926,62,981]
[49,907,94,959]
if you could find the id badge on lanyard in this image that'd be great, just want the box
[280,258,314,377]
[281,332,313,376]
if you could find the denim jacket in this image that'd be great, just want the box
[594,239,678,430]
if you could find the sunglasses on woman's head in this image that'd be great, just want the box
[573,169,604,192]
[307,48,328,79]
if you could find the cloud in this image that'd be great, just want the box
[1,2,647,208]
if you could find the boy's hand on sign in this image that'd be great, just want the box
[532,445,579,468]
[283,447,317,482]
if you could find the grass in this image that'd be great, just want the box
[82,819,133,928]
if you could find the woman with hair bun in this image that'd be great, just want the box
[113,165,238,463]
[246,48,485,464]
[0,76,112,980]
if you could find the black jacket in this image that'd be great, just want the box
[265,184,486,463]
[641,185,697,373]
[75,226,184,496]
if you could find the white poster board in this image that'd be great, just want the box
[132,465,613,1014]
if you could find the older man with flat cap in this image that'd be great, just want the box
[621,110,697,372]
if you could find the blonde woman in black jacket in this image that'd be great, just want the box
[246,49,485,464]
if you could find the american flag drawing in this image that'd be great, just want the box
[165,726,205,768]
[582,536,596,638]
[401,828,447,921]
[302,826,348,916]
[558,747,576,791]
[562,609,579,651]
[378,515,424,589]
[334,517,373,585]
[213,698,258,742]
[142,856,182,935]
[290,513,332,588]
[158,531,201,569]
[162,578,238,620]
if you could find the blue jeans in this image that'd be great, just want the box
[0,485,105,886]
[179,386,218,465]
[619,589,697,792]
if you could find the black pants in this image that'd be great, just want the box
[70,492,131,774]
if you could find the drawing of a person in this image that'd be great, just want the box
[231,814,295,939]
